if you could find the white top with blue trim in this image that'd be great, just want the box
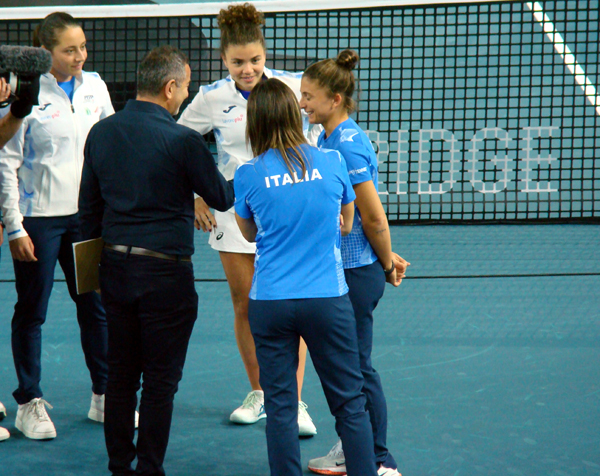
[0,71,114,240]
[178,67,319,182]
[318,117,379,269]
[234,143,356,300]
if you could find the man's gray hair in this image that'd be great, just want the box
[137,45,189,96]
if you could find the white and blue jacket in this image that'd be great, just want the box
[178,66,319,181]
[0,71,114,240]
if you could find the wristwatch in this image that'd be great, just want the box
[383,262,394,276]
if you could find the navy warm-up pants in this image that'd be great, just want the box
[345,261,397,469]
[249,295,378,476]
[99,248,198,476]
[11,215,108,404]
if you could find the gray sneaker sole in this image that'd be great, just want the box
[229,412,267,424]
[15,418,57,440]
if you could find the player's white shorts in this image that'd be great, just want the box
[208,207,256,254]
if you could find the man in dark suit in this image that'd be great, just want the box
[78,45,234,476]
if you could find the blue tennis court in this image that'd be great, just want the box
[1,0,599,473]
[1,224,598,476]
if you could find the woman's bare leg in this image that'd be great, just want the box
[219,251,307,397]
[220,252,261,389]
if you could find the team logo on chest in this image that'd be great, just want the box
[222,113,244,124]
[340,128,359,143]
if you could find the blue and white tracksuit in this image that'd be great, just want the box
[319,117,398,470]
[0,71,113,404]
[178,67,320,253]
[0,71,114,239]
[234,143,377,476]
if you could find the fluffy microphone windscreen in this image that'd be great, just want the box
[0,45,53,75]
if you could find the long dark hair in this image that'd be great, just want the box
[33,12,80,50]
[246,78,308,179]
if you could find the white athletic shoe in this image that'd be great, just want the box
[230,390,266,424]
[298,401,317,436]
[88,394,139,428]
[308,439,346,475]
[88,393,105,422]
[377,465,401,476]
[1,401,9,440]
[15,398,57,440]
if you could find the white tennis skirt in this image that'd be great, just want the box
[207,208,257,254]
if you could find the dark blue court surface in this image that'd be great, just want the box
[1,224,599,476]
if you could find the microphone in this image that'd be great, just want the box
[0,45,52,117]
[0,45,52,75]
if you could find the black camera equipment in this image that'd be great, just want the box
[0,45,52,107]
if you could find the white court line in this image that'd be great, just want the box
[527,1,600,116]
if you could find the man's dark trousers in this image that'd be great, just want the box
[99,248,198,476]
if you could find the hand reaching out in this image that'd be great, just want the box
[194,196,217,232]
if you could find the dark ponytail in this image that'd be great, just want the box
[33,12,80,50]
[303,49,359,113]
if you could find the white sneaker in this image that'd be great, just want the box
[308,439,346,475]
[298,401,317,436]
[1,401,9,440]
[88,394,139,428]
[15,398,57,440]
[88,393,105,422]
[377,465,401,476]
[230,390,266,424]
